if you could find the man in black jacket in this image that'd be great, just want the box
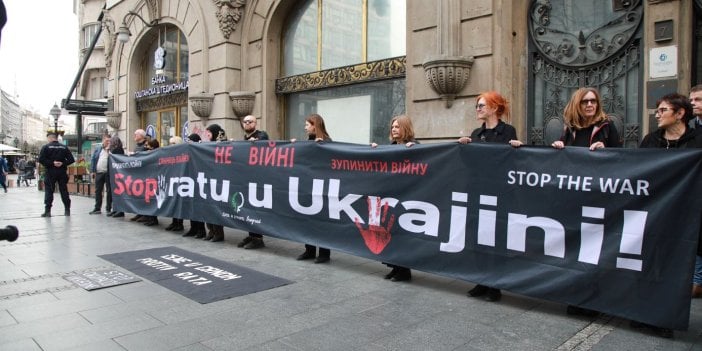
[38,132,75,217]
[237,115,269,249]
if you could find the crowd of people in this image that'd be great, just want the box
[29,85,702,339]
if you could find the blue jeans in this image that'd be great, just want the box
[695,255,702,286]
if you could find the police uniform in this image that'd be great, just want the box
[38,135,75,216]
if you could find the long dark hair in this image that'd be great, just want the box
[206,124,227,141]
[306,114,330,140]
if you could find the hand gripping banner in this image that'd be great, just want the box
[110,141,702,330]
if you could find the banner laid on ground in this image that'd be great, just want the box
[63,268,141,291]
[100,246,293,303]
[110,141,702,329]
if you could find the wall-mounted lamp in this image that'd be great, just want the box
[117,11,159,43]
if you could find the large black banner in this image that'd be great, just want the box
[111,141,702,329]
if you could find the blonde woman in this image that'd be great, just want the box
[371,115,418,282]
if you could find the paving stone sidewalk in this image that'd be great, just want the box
[0,180,701,350]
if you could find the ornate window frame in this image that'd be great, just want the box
[275,56,406,94]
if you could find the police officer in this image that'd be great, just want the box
[38,132,74,217]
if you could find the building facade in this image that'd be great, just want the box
[0,88,20,146]
[21,109,52,154]
[81,0,701,151]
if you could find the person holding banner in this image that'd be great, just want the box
[633,93,701,339]
[90,135,112,215]
[182,133,207,238]
[551,87,622,150]
[164,136,185,232]
[552,88,621,318]
[107,135,125,218]
[203,124,227,242]
[457,91,521,148]
[641,93,702,149]
[458,91,520,301]
[142,139,161,227]
[237,115,270,250]
[371,115,417,282]
[129,129,149,222]
[295,114,333,263]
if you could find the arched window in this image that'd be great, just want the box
[136,24,190,147]
[279,0,407,144]
[526,0,642,147]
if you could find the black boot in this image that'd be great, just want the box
[183,226,197,237]
[210,226,224,242]
[165,219,177,231]
[244,237,265,249]
[171,219,184,231]
[297,246,316,260]
[204,223,215,240]
[391,267,411,282]
[41,207,51,217]
[192,222,206,239]
[384,267,398,279]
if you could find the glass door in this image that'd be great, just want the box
[159,109,177,147]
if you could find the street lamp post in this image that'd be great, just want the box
[49,103,61,134]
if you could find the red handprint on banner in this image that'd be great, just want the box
[354,196,395,254]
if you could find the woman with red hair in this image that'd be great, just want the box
[458,91,521,147]
[458,91,521,301]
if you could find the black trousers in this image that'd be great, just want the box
[94,172,112,211]
[44,171,70,209]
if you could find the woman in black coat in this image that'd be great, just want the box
[636,93,702,339]
[107,135,125,218]
[458,91,521,302]
[295,114,333,263]
[370,115,418,282]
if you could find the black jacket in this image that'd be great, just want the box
[560,119,622,147]
[38,141,75,172]
[639,127,702,149]
[470,120,517,143]
[640,126,702,256]
[245,130,269,141]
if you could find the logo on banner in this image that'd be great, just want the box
[354,197,395,254]
[230,192,245,213]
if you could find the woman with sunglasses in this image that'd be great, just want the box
[640,93,701,149]
[635,93,702,339]
[458,91,521,302]
[552,87,621,150]
[552,88,621,318]
[458,91,521,147]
